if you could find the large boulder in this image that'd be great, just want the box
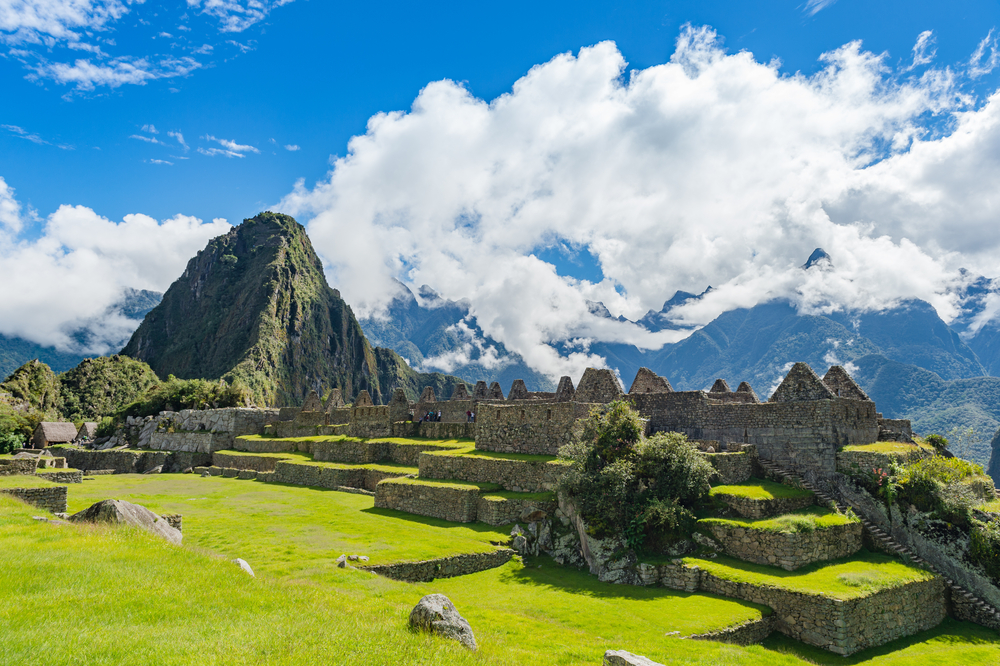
[408,594,477,650]
[604,650,664,666]
[69,499,182,546]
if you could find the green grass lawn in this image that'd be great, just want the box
[214,449,315,461]
[480,490,557,502]
[0,474,59,488]
[841,442,930,454]
[709,479,814,501]
[424,445,565,464]
[699,506,857,534]
[3,476,1000,665]
[63,474,502,569]
[281,459,419,474]
[379,476,501,492]
[685,552,935,600]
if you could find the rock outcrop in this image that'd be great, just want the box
[408,594,477,650]
[69,499,182,546]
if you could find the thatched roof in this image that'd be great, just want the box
[77,422,99,439]
[35,422,78,443]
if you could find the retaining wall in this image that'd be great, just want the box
[688,616,775,646]
[311,439,458,467]
[700,521,863,570]
[698,570,945,655]
[374,480,480,522]
[47,446,211,474]
[475,402,589,455]
[418,452,567,493]
[233,437,309,453]
[714,493,814,519]
[270,461,408,492]
[149,432,228,454]
[211,451,285,472]
[0,485,67,513]
[836,447,929,475]
[703,450,754,485]
[0,459,37,475]
[476,495,557,526]
[36,470,83,484]
[361,549,514,582]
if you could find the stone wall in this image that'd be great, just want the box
[311,439,456,466]
[414,422,476,440]
[0,485,68,513]
[348,406,392,439]
[418,452,567,493]
[374,479,480,522]
[698,570,945,655]
[149,432,227,454]
[270,461,408,492]
[878,418,913,440]
[48,446,211,474]
[212,451,286,472]
[36,470,83,484]
[688,616,775,646]
[0,459,37,475]
[635,561,702,592]
[475,402,589,455]
[144,408,278,450]
[233,437,309,453]
[361,549,514,582]
[476,495,557,526]
[836,447,928,475]
[413,399,480,423]
[630,392,879,482]
[702,449,754,485]
[713,492,815,519]
[700,521,862,570]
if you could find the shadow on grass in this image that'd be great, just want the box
[500,554,770,614]
[360,506,511,535]
[761,617,1000,664]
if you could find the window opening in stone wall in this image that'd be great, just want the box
[547,409,552,421]
[520,409,525,420]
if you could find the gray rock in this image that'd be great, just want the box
[604,650,664,666]
[182,467,193,474]
[512,534,528,554]
[408,594,477,651]
[144,465,163,474]
[68,499,182,546]
[336,554,348,568]
[233,558,255,577]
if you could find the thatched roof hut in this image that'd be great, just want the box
[77,422,99,440]
[32,422,78,448]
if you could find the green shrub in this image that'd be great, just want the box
[924,433,949,453]
[120,376,252,418]
[95,417,116,439]
[0,430,24,455]
[970,519,1000,585]
[896,457,994,527]
[770,515,818,533]
[559,401,713,554]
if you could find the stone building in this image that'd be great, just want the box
[32,422,79,448]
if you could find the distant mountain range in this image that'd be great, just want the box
[0,288,163,380]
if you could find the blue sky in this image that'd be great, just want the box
[5,0,1000,379]
[3,0,999,230]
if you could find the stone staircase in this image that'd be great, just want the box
[757,458,1000,626]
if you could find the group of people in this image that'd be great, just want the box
[417,410,476,423]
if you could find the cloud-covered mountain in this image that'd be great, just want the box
[0,288,163,380]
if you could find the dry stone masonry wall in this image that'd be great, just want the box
[0,485,68,513]
[701,521,863,570]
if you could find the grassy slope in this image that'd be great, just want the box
[699,506,855,533]
[2,478,1000,665]
[686,553,934,600]
[709,479,814,501]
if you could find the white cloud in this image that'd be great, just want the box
[32,55,201,90]
[141,123,158,133]
[0,189,230,353]
[0,177,25,234]
[279,27,1000,381]
[970,29,1000,79]
[147,158,172,165]
[284,144,300,151]
[0,0,137,46]
[803,0,838,17]
[187,0,293,33]
[129,133,163,144]
[199,134,259,157]
[168,130,188,150]
[907,30,936,70]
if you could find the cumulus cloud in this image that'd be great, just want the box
[278,26,1000,381]
[0,185,230,353]
[31,55,201,90]
[284,144,300,151]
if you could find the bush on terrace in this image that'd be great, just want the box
[558,400,713,553]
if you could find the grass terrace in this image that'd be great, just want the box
[480,490,557,503]
[36,467,80,474]
[422,444,565,464]
[2,475,1000,664]
[378,476,501,492]
[699,506,858,534]
[0,474,59,489]
[841,442,931,454]
[215,449,315,461]
[709,479,814,501]
[685,552,936,600]
[281,459,419,475]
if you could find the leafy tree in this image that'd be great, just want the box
[559,400,713,553]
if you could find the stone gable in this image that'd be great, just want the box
[575,368,624,404]
[628,367,672,394]
[769,363,835,402]
[823,366,870,401]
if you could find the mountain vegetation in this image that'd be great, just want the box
[120,212,466,406]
